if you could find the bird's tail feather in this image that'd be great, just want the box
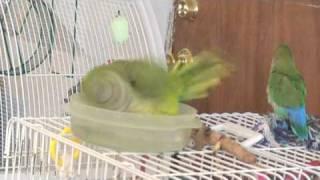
[170,51,234,102]
[287,107,309,140]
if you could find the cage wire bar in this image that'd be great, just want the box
[0,0,165,168]
[1,0,320,179]
[4,114,320,179]
[4,117,157,180]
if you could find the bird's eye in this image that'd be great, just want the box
[130,80,136,86]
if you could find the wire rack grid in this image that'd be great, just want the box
[4,113,320,180]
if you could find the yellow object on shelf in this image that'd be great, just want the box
[49,127,81,167]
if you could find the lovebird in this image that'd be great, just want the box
[81,51,233,115]
[267,44,309,140]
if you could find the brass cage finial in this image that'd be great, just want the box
[176,0,199,21]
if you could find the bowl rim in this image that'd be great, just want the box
[66,94,202,130]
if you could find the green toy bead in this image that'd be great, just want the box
[111,14,129,43]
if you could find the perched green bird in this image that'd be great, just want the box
[267,44,309,140]
[81,51,233,115]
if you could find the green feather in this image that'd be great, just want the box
[81,52,233,115]
[267,44,307,107]
[171,51,234,102]
[81,60,182,114]
[181,78,220,101]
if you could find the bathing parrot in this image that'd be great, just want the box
[81,51,233,115]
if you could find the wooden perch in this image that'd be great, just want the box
[191,125,257,164]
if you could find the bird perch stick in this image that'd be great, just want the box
[191,125,257,164]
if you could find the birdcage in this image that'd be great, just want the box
[1,0,320,180]
[0,0,165,168]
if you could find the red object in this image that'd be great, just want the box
[284,175,307,180]
[283,160,320,180]
[257,174,267,180]
[307,160,320,166]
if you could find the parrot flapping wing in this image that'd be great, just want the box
[267,44,309,140]
[81,51,233,115]
[170,51,234,102]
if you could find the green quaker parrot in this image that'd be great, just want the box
[80,51,233,115]
[267,44,309,140]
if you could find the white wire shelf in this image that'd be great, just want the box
[4,113,320,179]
